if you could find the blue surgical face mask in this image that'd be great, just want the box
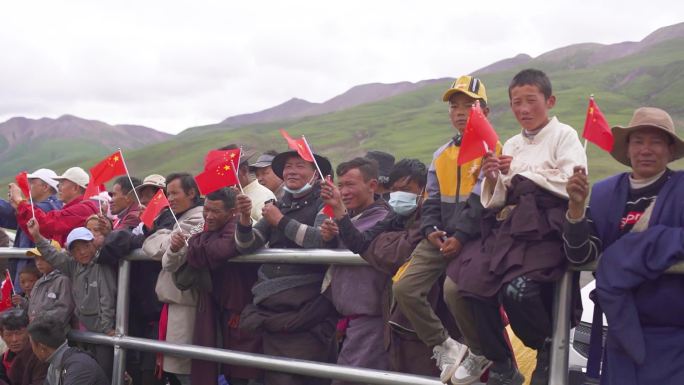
[282,173,317,196]
[388,191,418,216]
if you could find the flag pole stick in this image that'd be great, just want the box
[118,148,143,207]
[27,185,35,220]
[233,148,244,193]
[5,269,15,296]
[96,186,103,215]
[301,136,325,180]
[586,94,595,152]
[163,190,189,247]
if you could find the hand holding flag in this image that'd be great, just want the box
[582,96,613,152]
[457,101,499,165]
[14,171,35,219]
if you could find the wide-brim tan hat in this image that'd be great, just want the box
[610,107,684,166]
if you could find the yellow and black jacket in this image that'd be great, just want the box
[420,134,502,242]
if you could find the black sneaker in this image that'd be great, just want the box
[486,367,524,385]
[530,339,551,385]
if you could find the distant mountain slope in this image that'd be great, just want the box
[115,23,684,184]
[0,115,170,179]
[186,78,451,135]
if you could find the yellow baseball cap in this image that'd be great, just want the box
[442,75,487,103]
[26,240,61,257]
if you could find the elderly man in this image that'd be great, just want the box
[563,107,684,385]
[250,150,285,199]
[10,167,97,246]
[236,149,336,385]
[186,187,261,385]
[0,168,63,293]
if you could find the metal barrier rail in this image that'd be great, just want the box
[68,330,442,385]
[1,247,682,385]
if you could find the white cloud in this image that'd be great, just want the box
[0,0,681,133]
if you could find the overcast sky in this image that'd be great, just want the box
[0,1,681,134]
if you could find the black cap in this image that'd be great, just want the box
[365,150,395,183]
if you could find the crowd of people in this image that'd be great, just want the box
[0,68,680,385]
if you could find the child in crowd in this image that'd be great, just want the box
[23,241,75,326]
[11,265,41,309]
[26,218,117,380]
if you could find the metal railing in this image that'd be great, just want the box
[1,246,682,385]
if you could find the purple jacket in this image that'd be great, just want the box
[329,200,390,316]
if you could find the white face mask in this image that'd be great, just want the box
[282,173,317,195]
[388,191,419,216]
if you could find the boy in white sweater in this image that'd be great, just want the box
[452,69,587,385]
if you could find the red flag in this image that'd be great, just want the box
[457,101,499,165]
[204,148,241,169]
[195,149,241,195]
[15,171,30,198]
[322,204,335,219]
[0,270,14,312]
[140,189,170,229]
[84,150,127,198]
[582,97,613,152]
[279,129,315,162]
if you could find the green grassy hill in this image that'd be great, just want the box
[4,31,684,188]
[112,35,684,183]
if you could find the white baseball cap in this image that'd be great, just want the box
[53,167,89,189]
[27,168,59,191]
[66,227,94,250]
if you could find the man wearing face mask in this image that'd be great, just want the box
[322,159,460,376]
[235,149,337,385]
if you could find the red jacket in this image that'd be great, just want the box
[17,196,98,246]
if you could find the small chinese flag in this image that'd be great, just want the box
[204,148,241,170]
[15,171,30,198]
[321,176,335,218]
[582,97,613,152]
[84,150,127,198]
[195,149,241,195]
[457,101,499,166]
[322,205,335,219]
[0,270,14,312]
[140,189,170,229]
[279,129,315,162]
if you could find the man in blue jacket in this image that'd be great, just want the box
[564,107,684,385]
[0,168,62,293]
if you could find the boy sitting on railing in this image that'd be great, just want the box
[26,218,117,381]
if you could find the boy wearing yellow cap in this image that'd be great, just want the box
[25,242,74,327]
[392,76,501,383]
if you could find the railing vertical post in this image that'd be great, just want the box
[549,270,572,385]
[112,259,131,385]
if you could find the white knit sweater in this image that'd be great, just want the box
[482,117,588,209]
